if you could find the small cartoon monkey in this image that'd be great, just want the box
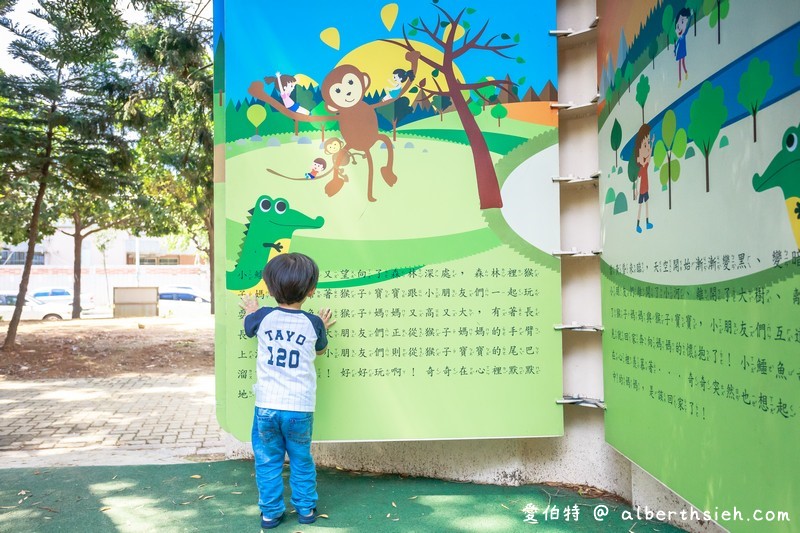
[249,50,420,202]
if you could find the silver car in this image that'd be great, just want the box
[0,291,73,321]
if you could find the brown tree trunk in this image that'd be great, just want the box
[704,150,710,192]
[752,110,758,143]
[3,103,56,350]
[392,119,397,142]
[294,120,299,136]
[444,72,503,209]
[218,89,223,106]
[321,125,325,143]
[71,213,83,319]
[3,178,48,350]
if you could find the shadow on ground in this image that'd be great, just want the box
[0,461,686,532]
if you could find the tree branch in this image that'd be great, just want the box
[379,38,442,71]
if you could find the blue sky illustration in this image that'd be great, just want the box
[216,0,556,103]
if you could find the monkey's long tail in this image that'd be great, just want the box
[266,168,316,181]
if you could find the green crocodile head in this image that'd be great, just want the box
[753,124,800,199]
[248,195,325,233]
[227,195,324,291]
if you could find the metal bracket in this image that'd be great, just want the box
[552,171,601,184]
[552,248,602,257]
[554,322,604,332]
[557,396,606,410]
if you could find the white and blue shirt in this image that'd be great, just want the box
[244,307,327,412]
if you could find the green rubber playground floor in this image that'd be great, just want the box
[0,461,687,532]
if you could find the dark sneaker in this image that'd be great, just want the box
[261,512,285,529]
[298,508,317,525]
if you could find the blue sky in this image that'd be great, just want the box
[218,0,557,103]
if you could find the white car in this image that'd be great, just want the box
[30,286,95,310]
[0,291,73,321]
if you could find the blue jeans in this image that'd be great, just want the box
[252,407,318,518]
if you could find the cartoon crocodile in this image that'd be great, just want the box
[753,123,800,249]
[227,195,324,291]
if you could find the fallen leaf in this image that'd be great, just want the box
[231,491,242,495]
[392,502,397,508]
[100,507,111,512]
[190,475,202,479]
[318,514,329,519]
[501,504,510,510]
[201,495,215,500]
[408,496,418,500]
[386,513,391,518]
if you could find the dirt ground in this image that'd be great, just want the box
[0,316,214,380]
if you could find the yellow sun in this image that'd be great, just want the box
[336,39,464,94]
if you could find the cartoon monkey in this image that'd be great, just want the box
[249,50,421,202]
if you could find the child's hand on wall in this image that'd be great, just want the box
[318,308,336,330]
[240,295,259,316]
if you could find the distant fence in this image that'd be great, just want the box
[0,265,210,307]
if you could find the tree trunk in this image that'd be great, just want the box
[641,106,645,124]
[704,150,710,192]
[3,179,48,350]
[716,0,721,44]
[71,214,84,319]
[440,111,443,122]
[445,72,503,209]
[3,103,56,351]
[218,89,223,106]
[667,154,673,210]
[752,109,758,143]
[392,119,397,142]
[294,120,299,136]
[497,117,500,127]
[321,125,325,143]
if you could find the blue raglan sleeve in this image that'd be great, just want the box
[312,315,328,352]
[244,307,270,338]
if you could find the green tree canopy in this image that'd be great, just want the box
[0,0,127,348]
[635,75,650,124]
[653,109,687,210]
[610,118,622,167]
[704,0,730,44]
[490,102,508,127]
[688,81,728,193]
[737,57,773,143]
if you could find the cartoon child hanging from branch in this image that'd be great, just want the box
[264,72,311,115]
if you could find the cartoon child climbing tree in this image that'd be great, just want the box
[382,68,415,101]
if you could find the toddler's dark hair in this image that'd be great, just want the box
[262,253,319,304]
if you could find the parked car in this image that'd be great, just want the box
[158,286,210,303]
[0,291,73,321]
[30,286,95,309]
